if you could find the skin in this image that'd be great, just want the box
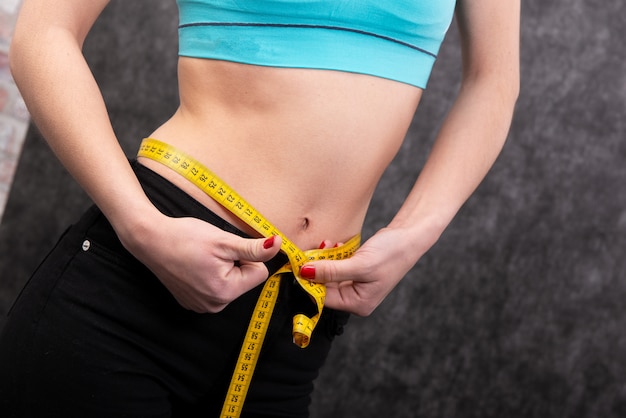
[10,0,520,316]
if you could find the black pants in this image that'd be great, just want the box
[0,162,348,418]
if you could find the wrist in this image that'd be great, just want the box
[105,197,164,251]
[387,212,448,256]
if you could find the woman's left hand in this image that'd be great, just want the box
[300,227,426,316]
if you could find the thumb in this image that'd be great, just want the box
[299,257,359,284]
[224,234,283,263]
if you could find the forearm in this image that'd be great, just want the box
[389,78,518,252]
[10,2,156,234]
[295,0,520,316]
[387,0,520,258]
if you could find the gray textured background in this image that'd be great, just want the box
[1,1,625,417]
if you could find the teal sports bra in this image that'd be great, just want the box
[177,0,456,89]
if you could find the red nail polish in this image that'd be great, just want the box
[319,241,327,249]
[263,236,275,249]
[300,265,316,279]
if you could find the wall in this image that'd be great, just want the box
[1,1,625,417]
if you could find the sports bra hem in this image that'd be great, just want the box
[178,23,439,89]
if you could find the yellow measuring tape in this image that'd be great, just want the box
[137,138,360,417]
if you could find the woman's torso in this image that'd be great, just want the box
[140,58,422,250]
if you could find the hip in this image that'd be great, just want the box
[1,160,349,416]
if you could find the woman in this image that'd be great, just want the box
[0,0,519,417]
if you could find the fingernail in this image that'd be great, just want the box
[263,236,275,249]
[333,243,339,248]
[319,241,327,249]
[300,265,316,280]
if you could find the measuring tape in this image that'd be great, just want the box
[137,138,360,417]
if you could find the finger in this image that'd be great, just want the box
[221,234,282,263]
[319,240,331,249]
[319,240,344,249]
[323,284,375,317]
[221,235,283,297]
[322,283,352,311]
[299,257,362,284]
[229,259,274,290]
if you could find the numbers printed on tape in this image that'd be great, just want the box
[138,138,359,323]
[138,138,360,418]
[219,275,280,418]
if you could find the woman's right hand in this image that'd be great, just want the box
[10,0,280,314]
[118,212,282,313]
